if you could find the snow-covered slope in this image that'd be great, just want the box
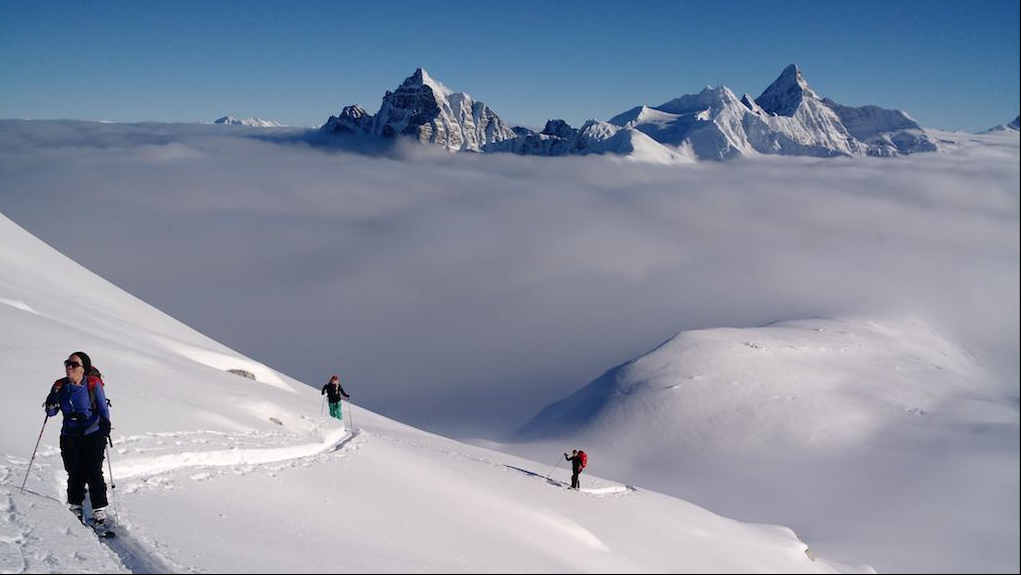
[213,115,286,128]
[323,68,517,152]
[515,318,1019,572]
[820,99,936,155]
[0,211,857,572]
[523,318,993,444]
[985,115,1021,133]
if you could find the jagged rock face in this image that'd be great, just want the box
[541,119,579,140]
[373,71,446,140]
[326,68,516,152]
[323,105,372,134]
[756,64,814,117]
[1011,116,1021,130]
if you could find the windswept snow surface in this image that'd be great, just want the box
[0,214,859,572]
[514,317,1020,573]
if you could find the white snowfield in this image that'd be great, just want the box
[0,214,864,573]
[515,316,1019,573]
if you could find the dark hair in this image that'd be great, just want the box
[71,351,101,378]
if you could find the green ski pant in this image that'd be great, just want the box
[328,401,343,420]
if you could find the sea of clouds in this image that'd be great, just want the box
[1,120,1017,436]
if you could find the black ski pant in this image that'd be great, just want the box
[571,471,580,489]
[60,431,108,510]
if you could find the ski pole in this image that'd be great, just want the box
[321,395,326,416]
[544,455,563,480]
[105,438,116,489]
[105,440,120,520]
[346,401,355,430]
[20,414,49,493]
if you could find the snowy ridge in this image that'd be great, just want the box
[486,119,693,164]
[0,210,856,572]
[606,64,938,160]
[213,115,286,128]
[320,64,939,162]
[985,115,1021,133]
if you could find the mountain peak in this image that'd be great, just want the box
[756,63,816,116]
[540,119,578,139]
[402,68,453,98]
[349,67,515,151]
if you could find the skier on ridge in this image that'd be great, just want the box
[564,449,587,490]
[321,375,351,421]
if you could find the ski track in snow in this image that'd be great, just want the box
[4,421,636,573]
[0,484,129,574]
[2,417,362,574]
[375,433,639,498]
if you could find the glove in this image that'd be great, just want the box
[45,404,59,415]
[98,419,112,437]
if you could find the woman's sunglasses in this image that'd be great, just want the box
[64,360,82,369]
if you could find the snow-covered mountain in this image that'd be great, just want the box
[514,318,1019,572]
[213,115,286,128]
[323,68,517,152]
[0,210,858,572]
[608,86,758,160]
[321,64,939,163]
[485,119,693,164]
[607,64,938,160]
[985,115,1021,132]
[752,64,866,156]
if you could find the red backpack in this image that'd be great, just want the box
[52,375,106,411]
[578,450,588,470]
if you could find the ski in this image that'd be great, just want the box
[89,521,116,539]
[81,517,116,538]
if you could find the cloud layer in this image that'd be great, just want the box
[1,121,1017,435]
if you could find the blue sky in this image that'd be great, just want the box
[2,0,1018,131]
